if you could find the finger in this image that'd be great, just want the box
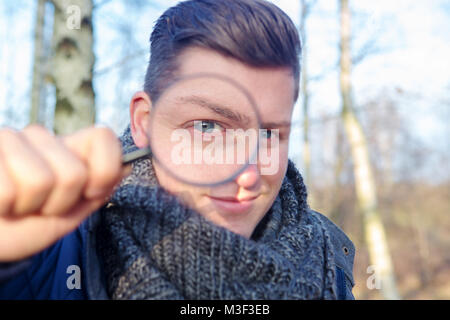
[62,127,123,200]
[0,129,55,216]
[0,156,16,217]
[0,197,105,262]
[22,125,88,216]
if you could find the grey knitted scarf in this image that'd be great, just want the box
[96,127,337,299]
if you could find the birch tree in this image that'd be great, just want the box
[339,0,400,299]
[30,0,48,125]
[50,0,95,135]
[299,0,316,189]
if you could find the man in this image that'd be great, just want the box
[0,0,355,299]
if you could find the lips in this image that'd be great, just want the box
[207,195,259,214]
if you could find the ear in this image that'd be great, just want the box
[130,91,152,148]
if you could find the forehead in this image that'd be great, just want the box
[175,47,296,125]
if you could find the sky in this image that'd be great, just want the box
[0,0,449,182]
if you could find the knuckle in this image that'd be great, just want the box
[58,163,88,191]
[92,166,118,185]
[93,127,121,152]
[24,124,48,133]
[25,170,56,196]
[0,128,18,141]
[0,187,16,209]
[94,127,116,141]
[23,125,54,140]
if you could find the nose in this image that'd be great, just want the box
[235,164,260,189]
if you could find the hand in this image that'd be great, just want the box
[0,125,131,262]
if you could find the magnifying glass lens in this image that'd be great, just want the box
[147,74,261,187]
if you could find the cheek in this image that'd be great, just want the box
[279,144,289,171]
[154,161,205,208]
[261,144,289,191]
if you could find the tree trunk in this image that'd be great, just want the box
[339,0,400,300]
[30,0,47,125]
[300,0,311,189]
[299,0,314,209]
[50,0,95,135]
[329,121,345,223]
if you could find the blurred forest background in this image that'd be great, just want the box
[0,0,448,299]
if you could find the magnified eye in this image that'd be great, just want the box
[261,130,272,140]
[193,120,223,134]
[261,129,277,139]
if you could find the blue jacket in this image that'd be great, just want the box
[0,209,356,300]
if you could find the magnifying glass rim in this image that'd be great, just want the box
[148,72,262,188]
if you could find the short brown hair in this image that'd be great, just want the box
[144,0,302,102]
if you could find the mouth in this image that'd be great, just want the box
[207,195,259,214]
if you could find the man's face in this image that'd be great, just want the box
[131,47,296,238]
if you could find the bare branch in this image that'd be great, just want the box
[94,49,148,76]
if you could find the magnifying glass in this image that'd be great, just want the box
[122,73,261,187]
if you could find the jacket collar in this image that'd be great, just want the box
[81,210,109,300]
[308,209,355,287]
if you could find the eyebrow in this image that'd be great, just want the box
[176,95,252,125]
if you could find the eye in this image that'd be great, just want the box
[261,129,278,140]
[262,130,272,139]
[193,120,223,134]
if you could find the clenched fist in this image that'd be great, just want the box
[0,125,131,262]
